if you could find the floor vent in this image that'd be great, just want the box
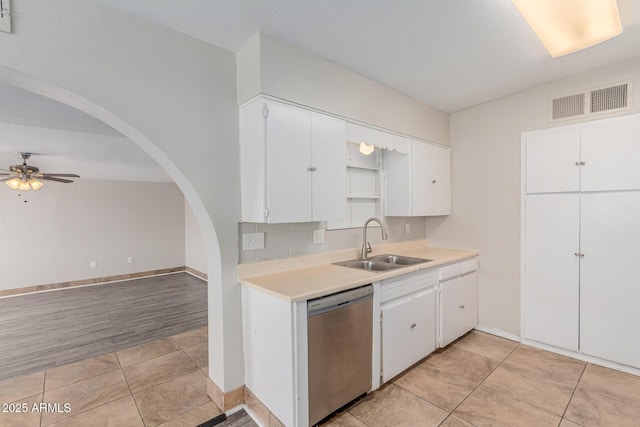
[551,81,631,122]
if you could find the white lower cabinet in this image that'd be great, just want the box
[439,258,479,348]
[381,289,436,382]
[380,270,437,383]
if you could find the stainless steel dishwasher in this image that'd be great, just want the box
[307,285,373,426]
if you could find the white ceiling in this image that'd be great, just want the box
[92,0,640,113]
[0,84,171,182]
[3,2,640,183]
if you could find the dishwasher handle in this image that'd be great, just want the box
[308,285,373,316]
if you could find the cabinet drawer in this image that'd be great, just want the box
[460,258,478,275]
[438,263,461,281]
[381,269,437,303]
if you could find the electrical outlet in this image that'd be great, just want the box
[90,261,97,269]
[127,256,133,264]
[405,223,411,234]
[243,232,265,251]
[313,229,325,244]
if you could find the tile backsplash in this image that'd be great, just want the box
[239,217,426,263]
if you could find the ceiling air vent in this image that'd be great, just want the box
[550,81,632,122]
[552,93,585,120]
[591,83,628,113]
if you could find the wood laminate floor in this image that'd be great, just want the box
[0,272,207,381]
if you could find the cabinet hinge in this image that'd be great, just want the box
[264,208,269,218]
[263,106,268,118]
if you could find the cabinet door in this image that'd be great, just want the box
[581,115,640,192]
[524,194,580,351]
[266,102,312,223]
[580,192,640,368]
[412,142,451,216]
[381,289,436,382]
[460,270,479,333]
[384,149,411,216]
[440,276,465,347]
[525,129,580,193]
[311,114,347,221]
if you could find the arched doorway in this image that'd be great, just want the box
[0,66,241,395]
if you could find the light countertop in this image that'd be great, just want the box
[238,241,478,302]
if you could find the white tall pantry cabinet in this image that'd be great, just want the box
[523,113,640,371]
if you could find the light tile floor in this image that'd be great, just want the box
[323,331,640,427]
[0,326,220,427]
[3,329,640,426]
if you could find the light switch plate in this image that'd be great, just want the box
[243,232,265,251]
[313,229,325,244]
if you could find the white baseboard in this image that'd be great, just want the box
[474,324,521,342]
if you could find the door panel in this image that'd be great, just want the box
[580,192,640,368]
[524,194,580,351]
[311,114,347,221]
[412,142,451,215]
[440,276,464,347]
[381,289,436,382]
[525,129,580,193]
[266,103,312,222]
[461,270,478,333]
[581,116,640,192]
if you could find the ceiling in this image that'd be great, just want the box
[0,83,171,182]
[3,1,640,184]
[91,0,640,113]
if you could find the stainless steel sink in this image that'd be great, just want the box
[370,254,433,266]
[333,259,402,272]
[333,254,432,272]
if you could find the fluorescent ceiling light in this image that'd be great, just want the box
[513,0,623,57]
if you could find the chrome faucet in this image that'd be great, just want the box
[361,217,388,260]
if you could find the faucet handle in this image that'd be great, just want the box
[366,242,372,254]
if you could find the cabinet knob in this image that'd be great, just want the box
[431,180,437,184]
[574,252,584,257]
[575,161,586,166]
[307,166,317,172]
[459,305,465,309]
[410,323,417,330]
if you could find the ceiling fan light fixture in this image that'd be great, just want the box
[5,178,20,190]
[29,178,44,191]
[513,0,623,58]
[17,180,31,191]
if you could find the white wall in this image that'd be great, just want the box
[426,57,640,337]
[0,0,242,390]
[185,199,207,275]
[0,180,185,291]
[237,33,450,146]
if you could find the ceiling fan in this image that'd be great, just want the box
[0,152,80,191]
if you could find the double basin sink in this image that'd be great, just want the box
[333,254,432,272]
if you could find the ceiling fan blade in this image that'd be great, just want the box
[0,173,11,176]
[41,173,80,178]
[1,176,14,182]
[41,176,74,184]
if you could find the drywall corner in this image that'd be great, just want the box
[236,32,262,105]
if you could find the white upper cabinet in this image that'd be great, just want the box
[385,141,451,216]
[525,129,581,194]
[581,115,640,192]
[240,98,347,223]
[525,114,640,194]
[413,142,451,216]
